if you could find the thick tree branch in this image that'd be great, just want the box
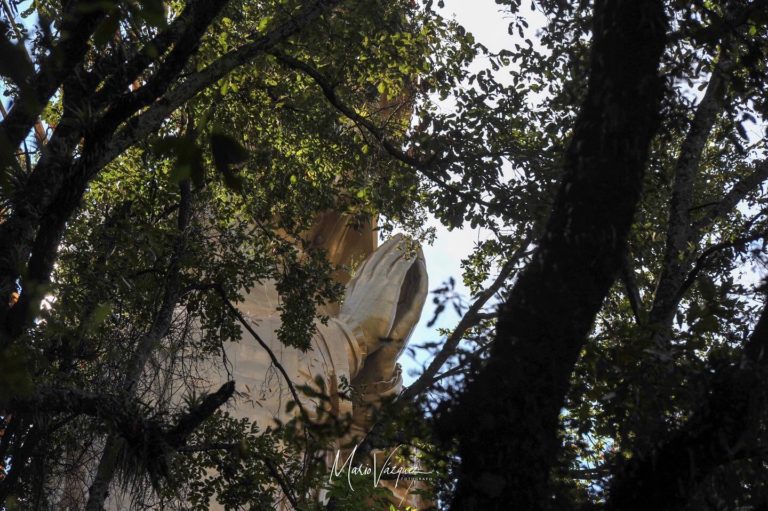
[93,0,231,135]
[164,381,237,449]
[606,297,768,511]
[0,0,229,300]
[87,0,229,111]
[5,381,235,450]
[648,50,731,340]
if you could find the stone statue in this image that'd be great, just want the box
[220,233,426,423]
[102,214,429,510]
[206,222,429,509]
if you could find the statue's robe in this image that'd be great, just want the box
[100,214,425,510]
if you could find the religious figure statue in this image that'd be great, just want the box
[220,231,426,421]
[207,230,428,509]
[101,213,429,510]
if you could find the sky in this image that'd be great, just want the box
[392,0,533,385]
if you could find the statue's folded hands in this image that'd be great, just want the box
[339,233,428,388]
[210,234,427,430]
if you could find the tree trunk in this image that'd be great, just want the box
[442,1,668,509]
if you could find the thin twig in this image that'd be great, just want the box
[212,284,311,425]
[401,232,532,400]
[674,229,768,305]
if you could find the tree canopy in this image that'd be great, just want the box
[1,0,768,510]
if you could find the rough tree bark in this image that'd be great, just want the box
[441,1,667,509]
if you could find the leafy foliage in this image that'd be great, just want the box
[0,0,768,509]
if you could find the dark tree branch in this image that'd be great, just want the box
[165,381,236,448]
[0,0,227,299]
[694,158,768,231]
[401,233,532,401]
[87,0,229,111]
[430,342,493,385]
[673,229,768,307]
[93,0,231,135]
[5,382,235,450]
[0,0,105,152]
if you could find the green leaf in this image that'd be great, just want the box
[85,302,112,332]
[93,12,120,47]
[210,132,249,192]
[154,136,205,187]
[257,16,272,33]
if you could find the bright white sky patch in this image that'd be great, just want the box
[392,0,522,385]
